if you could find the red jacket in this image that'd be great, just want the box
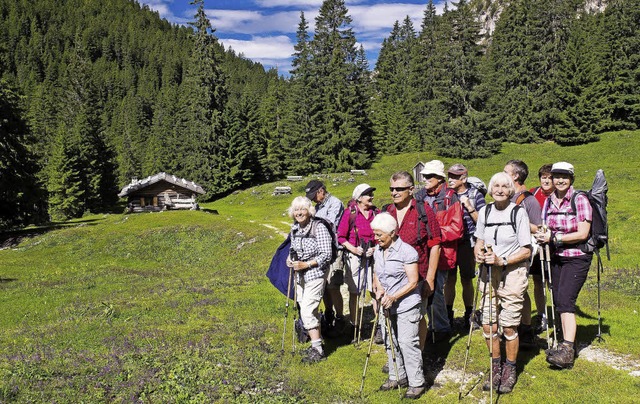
[424,185,464,270]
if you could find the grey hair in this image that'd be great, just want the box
[488,172,516,198]
[390,171,414,186]
[287,196,316,219]
[370,212,398,235]
[506,159,529,184]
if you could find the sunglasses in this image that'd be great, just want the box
[423,174,438,180]
[389,186,411,192]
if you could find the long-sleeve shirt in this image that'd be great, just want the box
[336,205,378,247]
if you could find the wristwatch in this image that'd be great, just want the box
[502,256,508,269]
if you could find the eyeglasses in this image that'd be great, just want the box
[423,174,438,180]
[389,186,411,192]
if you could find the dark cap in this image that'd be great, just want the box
[305,180,324,200]
[448,163,468,176]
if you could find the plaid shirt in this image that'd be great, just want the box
[384,200,441,279]
[290,219,333,282]
[544,187,592,257]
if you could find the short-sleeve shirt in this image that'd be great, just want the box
[475,203,532,259]
[458,187,486,238]
[543,187,593,257]
[384,200,442,279]
[373,237,420,315]
[512,191,542,227]
[290,219,333,282]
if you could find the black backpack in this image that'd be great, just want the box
[483,203,523,244]
[308,217,339,264]
[544,169,609,258]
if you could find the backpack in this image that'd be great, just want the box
[308,217,340,264]
[467,176,488,199]
[514,190,533,206]
[382,201,433,244]
[344,199,377,246]
[483,203,523,243]
[265,235,295,299]
[543,169,609,258]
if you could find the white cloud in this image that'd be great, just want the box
[209,9,317,35]
[350,3,428,33]
[220,35,295,60]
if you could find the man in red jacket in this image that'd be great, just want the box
[415,160,464,342]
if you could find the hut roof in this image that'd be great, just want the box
[118,172,205,198]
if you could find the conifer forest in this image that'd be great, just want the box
[1,0,639,228]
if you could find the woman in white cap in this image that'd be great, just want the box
[337,183,380,341]
[536,162,592,369]
[371,213,425,399]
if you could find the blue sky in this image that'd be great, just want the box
[139,0,444,74]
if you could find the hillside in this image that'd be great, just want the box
[1,131,638,402]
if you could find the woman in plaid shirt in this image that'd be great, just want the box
[537,162,593,370]
[287,196,334,363]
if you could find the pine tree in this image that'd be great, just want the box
[309,0,373,172]
[0,80,42,228]
[177,0,228,199]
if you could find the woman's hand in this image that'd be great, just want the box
[353,245,364,256]
[292,261,310,271]
[535,228,551,244]
[380,293,396,309]
[365,246,375,257]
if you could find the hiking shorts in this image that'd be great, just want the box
[551,254,592,314]
[296,275,326,330]
[325,250,344,290]
[478,264,528,328]
[453,240,476,279]
[344,251,374,294]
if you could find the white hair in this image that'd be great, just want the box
[370,212,398,235]
[287,196,316,219]
[488,172,516,198]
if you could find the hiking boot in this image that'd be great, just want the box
[498,363,517,394]
[546,342,575,369]
[379,377,408,391]
[382,362,389,374]
[404,385,426,399]
[301,347,326,364]
[482,361,501,391]
[374,326,384,344]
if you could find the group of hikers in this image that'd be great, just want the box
[283,159,595,399]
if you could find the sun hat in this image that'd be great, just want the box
[551,162,575,176]
[352,183,376,200]
[420,160,446,178]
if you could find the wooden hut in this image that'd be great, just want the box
[118,172,205,212]
[413,162,425,183]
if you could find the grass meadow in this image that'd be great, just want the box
[1,131,639,402]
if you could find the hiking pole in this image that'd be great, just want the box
[544,241,558,349]
[595,249,605,342]
[281,264,294,353]
[292,272,298,355]
[359,301,381,396]
[539,245,551,350]
[384,309,403,399]
[354,248,363,345]
[357,241,371,345]
[486,244,494,403]
[459,263,486,401]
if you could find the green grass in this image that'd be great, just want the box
[1,131,639,402]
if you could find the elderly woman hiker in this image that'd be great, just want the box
[474,172,533,394]
[337,183,380,342]
[536,162,593,370]
[371,213,426,400]
[287,196,333,363]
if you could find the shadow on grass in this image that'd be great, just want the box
[0,217,104,249]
